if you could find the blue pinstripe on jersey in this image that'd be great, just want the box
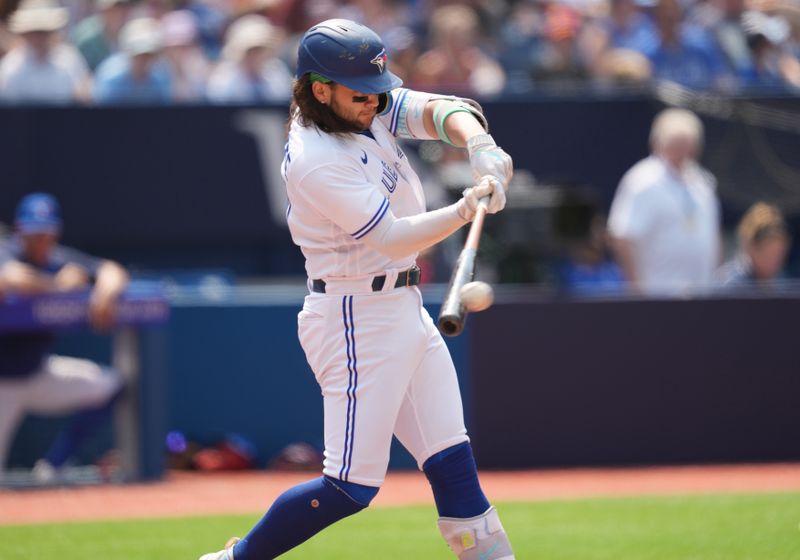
[390,89,409,136]
[339,295,358,481]
[352,197,389,239]
[344,295,358,481]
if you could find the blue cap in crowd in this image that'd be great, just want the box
[15,193,62,234]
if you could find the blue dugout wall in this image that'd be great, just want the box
[10,287,800,471]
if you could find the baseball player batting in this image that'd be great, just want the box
[200,19,514,560]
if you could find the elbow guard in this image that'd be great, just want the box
[386,89,488,141]
[432,96,489,146]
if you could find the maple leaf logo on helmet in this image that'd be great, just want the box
[370,49,388,73]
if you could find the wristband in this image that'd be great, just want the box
[466,133,497,156]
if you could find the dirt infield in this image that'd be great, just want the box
[2,463,799,525]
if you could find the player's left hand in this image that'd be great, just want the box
[54,263,91,291]
[467,134,513,191]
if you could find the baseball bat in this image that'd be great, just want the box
[437,197,490,337]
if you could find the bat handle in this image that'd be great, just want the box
[464,196,490,252]
[437,193,493,337]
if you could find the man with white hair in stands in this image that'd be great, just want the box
[206,14,292,104]
[94,16,172,103]
[0,0,91,103]
[608,108,721,296]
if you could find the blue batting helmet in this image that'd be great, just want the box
[15,192,62,234]
[296,19,403,94]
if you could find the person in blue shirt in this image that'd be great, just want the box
[94,17,172,104]
[604,0,660,58]
[0,193,129,482]
[649,0,729,90]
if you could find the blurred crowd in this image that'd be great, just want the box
[1,0,800,105]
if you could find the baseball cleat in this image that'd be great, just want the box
[198,537,240,560]
[438,507,515,559]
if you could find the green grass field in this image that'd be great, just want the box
[1,493,799,559]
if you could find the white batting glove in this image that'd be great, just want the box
[467,134,514,192]
[456,176,506,221]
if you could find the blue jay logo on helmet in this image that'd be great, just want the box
[296,19,402,94]
[370,49,387,73]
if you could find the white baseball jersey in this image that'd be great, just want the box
[283,88,469,486]
[283,88,437,280]
[608,155,721,296]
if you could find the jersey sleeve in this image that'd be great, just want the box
[377,88,438,140]
[296,162,390,240]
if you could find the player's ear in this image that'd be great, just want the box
[311,81,332,105]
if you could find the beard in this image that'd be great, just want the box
[329,98,375,132]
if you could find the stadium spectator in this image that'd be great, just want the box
[530,2,590,86]
[160,9,210,102]
[649,0,730,90]
[0,193,128,482]
[608,108,721,295]
[598,0,660,57]
[94,16,172,104]
[740,9,794,89]
[715,202,791,288]
[206,14,292,104]
[593,46,653,88]
[70,0,132,71]
[410,3,506,97]
[559,210,625,295]
[333,0,413,40]
[0,0,91,103]
[497,0,545,94]
[694,0,767,89]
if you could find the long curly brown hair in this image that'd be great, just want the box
[287,75,364,136]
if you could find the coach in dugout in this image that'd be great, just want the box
[0,192,128,483]
[608,108,721,296]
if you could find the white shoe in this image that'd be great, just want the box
[31,460,58,484]
[199,537,239,560]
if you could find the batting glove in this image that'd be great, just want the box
[457,176,506,221]
[467,134,514,192]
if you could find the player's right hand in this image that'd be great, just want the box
[457,176,506,221]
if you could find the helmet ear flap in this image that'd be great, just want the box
[377,93,389,114]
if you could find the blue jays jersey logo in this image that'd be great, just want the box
[371,50,388,73]
[380,160,398,193]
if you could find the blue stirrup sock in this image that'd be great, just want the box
[233,476,378,559]
[423,442,491,518]
[44,386,123,468]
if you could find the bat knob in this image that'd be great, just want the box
[437,315,464,337]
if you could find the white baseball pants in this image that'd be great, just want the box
[298,286,468,487]
[0,355,121,472]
